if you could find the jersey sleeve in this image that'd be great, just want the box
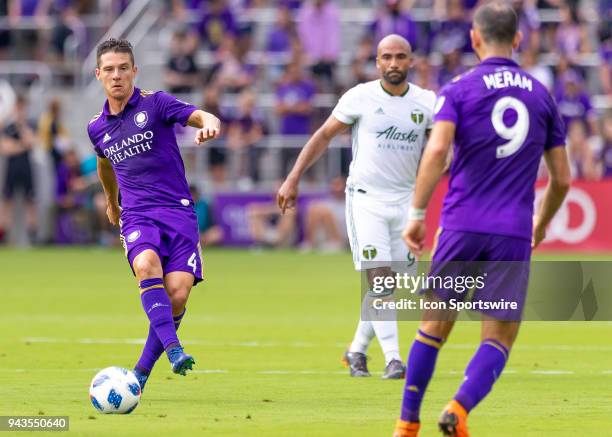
[86,123,105,158]
[424,90,437,129]
[331,85,362,125]
[545,95,566,150]
[433,84,459,125]
[154,91,199,126]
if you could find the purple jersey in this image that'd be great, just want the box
[434,57,566,240]
[87,88,198,211]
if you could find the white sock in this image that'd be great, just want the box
[372,320,401,364]
[349,319,374,354]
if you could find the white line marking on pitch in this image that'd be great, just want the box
[0,368,592,376]
[21,337,612,352]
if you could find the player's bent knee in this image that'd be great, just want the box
[169,289,189,314]
[132,250,162,279]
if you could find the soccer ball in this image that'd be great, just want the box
[89,367,141,414]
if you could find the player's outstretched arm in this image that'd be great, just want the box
[532,146,571,248]
[402,121,455,256]
[187,109,221,145]
[277,115,350,214]
[97,156,120,226]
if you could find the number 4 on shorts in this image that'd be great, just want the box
[187,252,197,273]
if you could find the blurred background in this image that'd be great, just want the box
[0,0,610,252]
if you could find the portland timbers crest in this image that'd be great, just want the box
[410,109,424,125]
[362,245,377,260]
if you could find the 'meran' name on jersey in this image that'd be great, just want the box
[87,88,198,211]
[434,57,566,240]
[332,80,436,203]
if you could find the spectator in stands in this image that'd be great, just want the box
[556,70,600,137]
[567,119,599,180]
[513,0,541,53]
[555,1,591,63]
[265,4,297,82]
[301,176,347,252]
[297,0,340,90]
[369,0,418,49]
[410,54,439,92]
[0,1,10,59]
[266,4,296,55]
[48,4,87,66]
[201,85,229,185]
[431,0,472,54]
[351,35,378,85]
[55,149,92,244]
[522,48,554,92]
[196,0,237,51]
[599,23,612,95]
[0,94,38,244]
[227,88,267,187]
[190,184,223,246]
[7,0,51,60]
[164,26,200,94]
[275,61,315,176]
[247,200,297,248]
[597,111,612,177]
[207,36,257,93]
[283,0,303,10]
[56,149,87,210]
[38,97,70,168]
[437,46,466,88]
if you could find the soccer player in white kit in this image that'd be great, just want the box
[277,34,436,378]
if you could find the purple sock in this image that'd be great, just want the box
[139,278,179,351]
[400,330,444,422]
[136,308,186,374]
[454,339,509,412]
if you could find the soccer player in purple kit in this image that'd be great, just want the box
[87,39,221,391]
[393,3,571,437]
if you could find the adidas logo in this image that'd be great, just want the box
[103,133,111,143]
[147,302,170,313]
[375,107,385,115]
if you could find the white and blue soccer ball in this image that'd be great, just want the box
[89,367,141,414]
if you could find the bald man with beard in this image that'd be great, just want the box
[278,34,436,379]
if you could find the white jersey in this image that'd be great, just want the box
[332,80,436,203]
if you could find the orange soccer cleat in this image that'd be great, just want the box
[393,419,420,437]
[438,400,470,437]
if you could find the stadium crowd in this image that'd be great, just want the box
[0,0,611,247]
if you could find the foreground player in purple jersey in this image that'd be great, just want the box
[87,39,220,391]
[393,3,571,437]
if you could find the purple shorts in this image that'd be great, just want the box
[120,207,203,285]
[428,229,531,321]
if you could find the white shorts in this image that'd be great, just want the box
[345,188,417,273]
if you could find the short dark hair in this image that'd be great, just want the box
[96,38,135,67]
[473,1,518,45]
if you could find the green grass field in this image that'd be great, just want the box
[1,248,612,436]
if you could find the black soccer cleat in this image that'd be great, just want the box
[382,359,406,380]
[342,351,371,377]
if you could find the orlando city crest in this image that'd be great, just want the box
[134,111,148,128]
[410,109,424,125]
